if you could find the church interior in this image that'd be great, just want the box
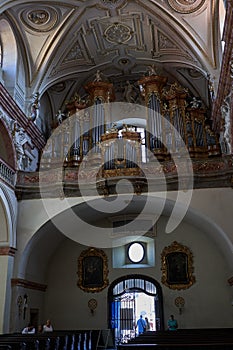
[0,0,233,347]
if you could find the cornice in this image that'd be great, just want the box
[15,156,233,199]
[0,246,17,256]
[11,278,47,291]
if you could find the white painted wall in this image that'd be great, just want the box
[40,216,233,330]
[9,187,233,332]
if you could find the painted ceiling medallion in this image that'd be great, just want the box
[101,0,125,9]
[168,0,206,13]
[102,0,121,3]
[20,7,58,32]
[28,10,49,25]
[104,23,133,44]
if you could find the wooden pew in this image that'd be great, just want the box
[0,329,99,350]
[117,328,233,350]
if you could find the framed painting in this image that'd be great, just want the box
[77,247,109,292]
[161,241,195,290]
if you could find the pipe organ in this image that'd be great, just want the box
[41,70,220,175]
[100,125,142,176]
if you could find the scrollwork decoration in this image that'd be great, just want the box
[77,247,109,292]
[161,241,195,290]
[168,0,206,14]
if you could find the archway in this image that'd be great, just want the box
[0,119,16,170]
[0,19,17,90]
[108,275,164,346]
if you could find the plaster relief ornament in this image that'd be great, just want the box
[104,23,133,44]
[20,7,58,32]
[102,0,121,3]
[168,0,206,13]
[28,10,49,25]
[101,0,125,9]
[13,124,32,170]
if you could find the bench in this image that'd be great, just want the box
[0,329,99,350]
[117,328,233,350]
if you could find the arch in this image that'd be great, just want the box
[0,19,17,90]
[17,219,65,281]
[16,192,233,282]
[0,197,9,244]
[108,274,164,345]
[0,183,17,247]
[0,119,17,169]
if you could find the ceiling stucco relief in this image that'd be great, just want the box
[167,0,206,14]
[20,6,58,32]
[62,25,94,66]
[101,0,122,4]
[104,23,133,44]
[6,5,77,85]
[0,0,221,111]
[88,14,145,55]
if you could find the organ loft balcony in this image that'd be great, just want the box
[1,69,232,200]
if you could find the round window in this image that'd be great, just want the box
[128,242,145,263]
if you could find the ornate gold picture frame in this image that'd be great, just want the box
[161,241,195,290]
[77,247,109,293]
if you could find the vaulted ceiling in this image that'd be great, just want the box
[0,0,224,132]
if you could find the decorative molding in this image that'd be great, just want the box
[104,23,133,44]
[0,247,17,256]
[64,42,83,62]
[101,0,121,3]
[77,247,109,293]
[88,13,145,56]
[20,6,58,32]
[158,31,177,49]
[149,19,194,61]
[15,155,233,199]
[167,0,206,14]
[51,26,94,75]
[161,241,196,290]
[11,278,47,292]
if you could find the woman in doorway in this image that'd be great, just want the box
[136,315,146,335]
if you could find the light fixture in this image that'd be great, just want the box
[174,296,185,315]
[17,296,23,318]
[88,298,97,315]
[23,294,28,320]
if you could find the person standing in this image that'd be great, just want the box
[167,315,178,331]
[43,319,53,332]
[136,315,146,335]
[145,317,150,331]
[22,323,35,334]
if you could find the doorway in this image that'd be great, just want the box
[108,275,164,346]
[30,308,39,329]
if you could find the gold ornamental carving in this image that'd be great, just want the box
[161,241,195,290]
[77,247,109,293]
[138,75,168,96]
[84,81,114,103]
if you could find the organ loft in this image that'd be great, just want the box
[40,68,221,188]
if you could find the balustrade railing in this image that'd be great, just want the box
[0,158,16,187]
